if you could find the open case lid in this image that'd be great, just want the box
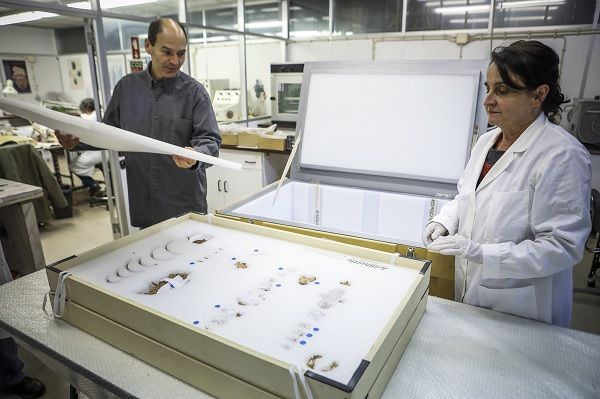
[291,60,488,198]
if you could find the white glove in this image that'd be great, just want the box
[422,222,448,246]
[427,234,483,264]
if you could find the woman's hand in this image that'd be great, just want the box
[422,222,448,246]
[427,235,483,264]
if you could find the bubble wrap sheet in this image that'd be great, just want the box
[1,271,599,399]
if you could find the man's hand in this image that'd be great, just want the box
[172,146,198,169]
[55,130,80,150]
[427,235,483,264]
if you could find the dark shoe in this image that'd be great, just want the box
[89,185,101,197]
[1,376,46,399]
[92,190,107,199]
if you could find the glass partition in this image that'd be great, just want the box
[189,27,243,122]
[289,0,329,38]
[333,0,403,35]
[407,0,491,31]
[187,0,238,30]
[245,37,284,120]
[493,0,596,28]
[94,0,179,18]
[245,0,283,37]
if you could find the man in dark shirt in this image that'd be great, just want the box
[57,18,221,228]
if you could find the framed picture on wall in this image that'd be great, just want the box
[2,59,32,94]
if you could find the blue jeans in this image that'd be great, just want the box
[78,175,99,190]
[0,338,24,388]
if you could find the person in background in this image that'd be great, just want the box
[0,253,45,398]
[56,18,221,228]
[249,79,267,117]
[11,66,30,94]
[423,40,591,327]
[69,98,105,198]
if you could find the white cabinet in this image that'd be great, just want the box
[206,149,287,214]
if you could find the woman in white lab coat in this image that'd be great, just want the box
[423,40,591,327]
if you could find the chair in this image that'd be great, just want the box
[0,144,69,222]
[587,188,600,287]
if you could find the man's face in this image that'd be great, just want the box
[144,26,187,80]
[12,66,28,89]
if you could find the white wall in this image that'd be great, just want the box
[58,53,94,105]
[0,25,57,55]
[287,34,600,105]
[246,40,283,115]
[192,43,241,88]
[0,26,63,103]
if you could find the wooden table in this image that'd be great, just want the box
[0,178,45,277]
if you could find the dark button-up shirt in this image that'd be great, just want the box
[103,64,221,228]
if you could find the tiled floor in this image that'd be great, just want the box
[4,202,600,398]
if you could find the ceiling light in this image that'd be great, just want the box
[68,0,158,10]
[0,11,58,26]
[290,30,326,37]
[426,0,487,7]
[245,20,282,29]
[448,17,489,23]
[499,0,564,9]
[434,5,490,14]
[506,15,554,20]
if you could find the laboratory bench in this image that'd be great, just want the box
[0,270,598,399]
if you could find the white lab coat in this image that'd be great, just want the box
[432,114,591,326]
[69,111,103,177]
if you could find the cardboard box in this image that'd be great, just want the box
[237,132,259,148]
[258,134,286,151]
[221,133,238,146]
[46,213,430,399]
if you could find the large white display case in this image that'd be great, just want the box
[219,60,488,299]
[46,213,430,399]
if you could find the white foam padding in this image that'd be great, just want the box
[231,181,441,246]
[66,219,420,385]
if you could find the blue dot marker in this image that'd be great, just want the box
[169,283,174,288]
[193,320,199,325]
[276,284,281,287]
[306,333,313,338]
[300,340,307,345]
[214,304,221,308]
[314,281,320,285]
[278,267,283,270]
[254,249,259,252]
[232,257,237,260]
[313,327,320,332]
[190,261,195,265]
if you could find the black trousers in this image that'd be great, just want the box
[0,337,24,388]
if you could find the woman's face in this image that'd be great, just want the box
[484,63,544,134]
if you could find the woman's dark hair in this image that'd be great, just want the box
[148,18,187,46]
[79,98,95,114]
[490,40,566,123]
